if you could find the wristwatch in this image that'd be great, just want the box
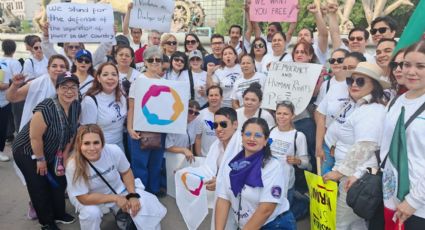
[125,193,140,200]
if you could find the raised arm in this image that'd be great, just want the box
[308,4,329,53]
[244,1,253,44]
[6,74,29,103]
[327,3,342,50]
[122,2,133,36]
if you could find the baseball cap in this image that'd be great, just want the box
[188,50,203,60]
[75,49,92,61]
[56,72,79,88]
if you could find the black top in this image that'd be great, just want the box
[13,97,80,163]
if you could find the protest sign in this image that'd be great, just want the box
[305,171,338,230]
[261,62,322,115]
[129,0,175,32]
[249,0,299,22]
[133,78,189,134]
[46,3,114,43]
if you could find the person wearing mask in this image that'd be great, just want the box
[261,31,293,75]
[249,38,268,73]
[322,62,390,230]
[71,49,95,97]
[370,16,397,45]
[80,62,127,150]
[188,50,208,107]
[215,118,295,230]
[231,55,266,109]
[203,34,226,68]
[13,72,81,230]
[22,35,48,80]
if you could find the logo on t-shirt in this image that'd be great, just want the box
[204,120,214,131]
[271,186,282,199]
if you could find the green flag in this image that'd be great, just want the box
[388,107,410,200]
[395,0,425,52]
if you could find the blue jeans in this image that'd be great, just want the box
[321,143,335,175]
[294,118,316,173]
[261,210,297,230]
[127,133,165,194]
[287,187,309,220]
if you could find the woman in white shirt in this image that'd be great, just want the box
[248,37,268,73]
[188,50,208,107]
[114,45,140,97]
[231,54,266,109]
[207,46,242,108]
[22,36,48,80]
[80,62,127,150]
[165,51,189,82]
[236,83,275,130]
[322,62,390,230]
[261,31,293,75]
[71,49,95,97]
[215,118,295,230]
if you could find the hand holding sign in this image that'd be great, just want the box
[249,0,299,22]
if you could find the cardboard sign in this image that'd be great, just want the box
[249,0,299,22]
[129,0,175,32]
[261,62,322,115]
[46,3,114,43]
[305,171,338,230]
[133,78,189,134]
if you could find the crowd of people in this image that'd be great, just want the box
[0,1,424,230]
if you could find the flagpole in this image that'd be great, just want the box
[242,0,246,39]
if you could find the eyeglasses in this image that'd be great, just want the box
[213,121,228,129]
[146,58,162,63]
[59,85,78,92]
[173,57,185,63]
[348,36,364,42]
[76,58,91,64]
[329,57,345,64]
[166,41,177,46]
[346,76,366,87]
[185,40,197,45]
[254,43,265,49]
[188,109,200,116]
[389,61,403,70]
[67,45,81,50]
[244,131,264,139]
[190,57,202,62]
[33,46,42,51]
[370,27,389,35]
[276,100,293,106]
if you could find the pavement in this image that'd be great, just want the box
[0,143,310,230]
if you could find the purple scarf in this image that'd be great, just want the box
[229,149,264,197]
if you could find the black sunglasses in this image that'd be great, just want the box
[76,58,91,64]
[185,40,197,45]
[166,41,177,46]
[146,58,163,63]
[329,57,345,64]
[348,36,364,42]
[33,46,42,51]
[213,121,228,129]
[173,57,185,63]
[370,27,388,35]
[188,109,200,116]
[346,77,366,87]
[389,61,403,70]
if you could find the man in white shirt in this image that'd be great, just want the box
[122,2,145,51]
[227,25,245,56]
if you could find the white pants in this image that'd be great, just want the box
[70,184,166,230]
[336,177,367,230]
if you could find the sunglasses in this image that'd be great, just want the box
[146,58,162,63]
[389,61,403,70]
[277,100,294,106]
[190,57,202,62]
[166,41,177,46]
[67,45,81,50]
[254,43,265,49]
[370,27,389,35]
[173,57,185,63]
[329,57,345,64]
[348,36,364,42]
[188,109,200,116]
[346,77,366,87]
[33,46,42,51]
[244,131,264,139]
[213,121,228,129]
[185,40,197,45]
[76,58,91,64]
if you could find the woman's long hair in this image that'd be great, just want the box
[71,124,105,185]
[241,117,272,167]
[85,62,122,102]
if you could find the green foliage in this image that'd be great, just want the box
[21,20,31,33]
[215,0,244,34]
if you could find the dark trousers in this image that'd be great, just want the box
[11,101,24,132]
[13,148,67,226]
[0,104,11,151]
[405,215,425,230]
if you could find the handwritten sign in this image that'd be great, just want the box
[249,0,299,22]
[305,171,337,230]
[261,62,322,115]
[129,0,175,32]
[46,3,114,43]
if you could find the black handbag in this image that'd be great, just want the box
[86,161,137,230]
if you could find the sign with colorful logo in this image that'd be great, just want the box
[133,78,189,134]
[305,171,338,230]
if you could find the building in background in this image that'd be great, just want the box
[194,0,226,27]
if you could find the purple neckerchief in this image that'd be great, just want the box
[229,149,264,197]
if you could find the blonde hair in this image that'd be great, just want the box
[160,33,177,54]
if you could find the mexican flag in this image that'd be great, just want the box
[395,0,425,52]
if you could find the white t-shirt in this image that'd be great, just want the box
[23,56,48,80]
[125,34,145,53]
[317,80,350,127]
[66,144,130,197]
[0,67,10,108]
[380,93,425,218]
[165,70,189,82]
[261,53,293,76]
[254,60,263,74]
[236,108,275,130]
[340,44,376,63]
[231,72,266,106]
[129,73,150,99]
[269,128,310,189]
[80,92,127,146]
[212,65,242,108]
[312,40,329,65]
[216,157,290,228]
[315,78,338,106]
[333,103,386,169]
[191,70,208,107]
[195,108,217,156]
[165,120,197,149]
[0,58,22,107]
[119,67,140,84]
[79,75,94,97]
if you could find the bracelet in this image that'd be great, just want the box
[32,155,46,162]
[125,193,140,200]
